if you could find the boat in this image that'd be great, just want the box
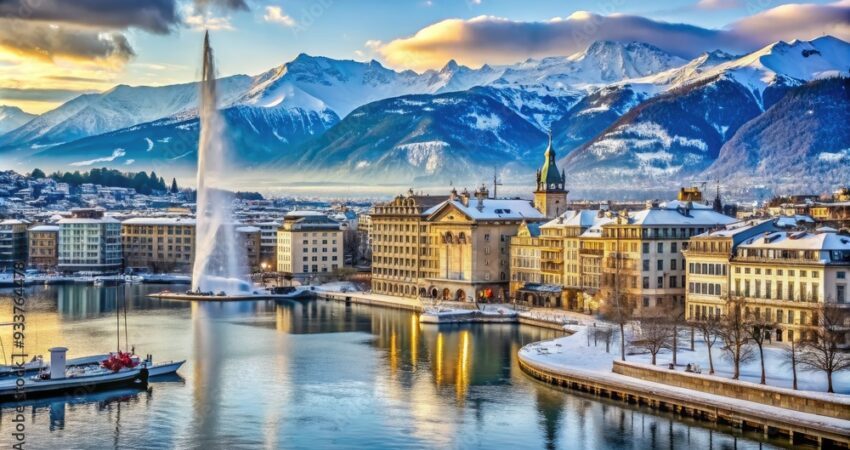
[0,348,148,402]
[142,359,186,377]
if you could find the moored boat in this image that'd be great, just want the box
[0,348,148,403]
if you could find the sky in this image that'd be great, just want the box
[0,0,848,114]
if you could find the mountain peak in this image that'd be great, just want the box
[441,59,460,73]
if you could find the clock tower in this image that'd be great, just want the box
[533,135,568,218]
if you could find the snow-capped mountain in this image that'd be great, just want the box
[562,37,850,189]
[287,92,545,184]
[703,77,850,193]
[0,106,36,135]
[5,36,849,194]
[0,76,253,147]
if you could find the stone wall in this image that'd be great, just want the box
[612,360,850,420]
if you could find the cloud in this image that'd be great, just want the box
[375,2,850,70]
[264,6,296,27]
[0,87,92,102]
[193,0,249,12]
[694,0,741,10]
[0,0,180,34]
[184,11,234,31]
[0,20,135,63]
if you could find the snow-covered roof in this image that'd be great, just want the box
[0,219,29,225]
[580,216,615,238]
[122,217,196,225]
[425,198,544,221]
[625,204,735,226]
[697,218,775,238]
[236,226,261,233]
[285,210,324,217]
[740,230,850,251]
[542,209,604,229]
[57,217,120,224]
[29,225,60,232]
[775,215,815,227]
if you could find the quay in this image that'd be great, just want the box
[518,353,850,448]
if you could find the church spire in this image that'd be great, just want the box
[537,132,564,192]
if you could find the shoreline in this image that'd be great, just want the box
[316,291,572,333]
[517,334,850,446]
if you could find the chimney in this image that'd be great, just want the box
[460,188,470,207]
[475,185,488,211]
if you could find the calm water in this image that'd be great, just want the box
[0,284,792,449]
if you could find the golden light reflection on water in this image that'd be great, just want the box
[409,314,418,370]
[455,330,471,404]
[435,332,443,386]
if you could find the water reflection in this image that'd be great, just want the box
[0,285,795,449]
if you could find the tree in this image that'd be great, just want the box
[635,317,672,365]
[668,307,687,366]
[744,310,776,384]
[798,303,850,393]
[691,313,722,375]
[782,338,801,390]
[171,178,179,194]
[30,168,46,179]
[718,298,755,380]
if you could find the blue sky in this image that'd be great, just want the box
[0,0,847,113]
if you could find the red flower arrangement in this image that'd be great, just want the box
[101,352,138,372]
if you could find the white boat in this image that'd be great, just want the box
[0,348,149,402]
[141,359,186,377]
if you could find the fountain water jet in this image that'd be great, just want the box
[191,31,250,294]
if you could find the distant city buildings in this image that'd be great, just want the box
[121,217,196,273]
[28,224,59,270]
[57,208,122,273]
[276,211,344,280]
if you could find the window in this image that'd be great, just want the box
[643,297,650,307]
[838,271,847,280]
[642,243,649,254]
[838,285,846,304]
[671,242,678,253]
[642,277,649,288]
[671,259,677,271]
[643,259,649,271]
[657,260,663,271]
[657,276,663,288]
[657,243,664,254]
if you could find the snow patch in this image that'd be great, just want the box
[464,112,501,131]
[70,148,126,166]
[395,141,449,174]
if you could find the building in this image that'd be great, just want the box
[276,211,344,280]
[597,201,736,317]
[121,217,196,272]
[28,224,59,270]
[533,136,568,219]
[421,187,545,302]
[0,219,29,268]
[254,221,280,270]
[691,228,850,344]
[58,208,122,273]
[370,191,447,298]
[237,226,262,271]
[509,197,736,315]
[684,219,778,321]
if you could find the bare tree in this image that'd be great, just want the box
[668,307,687,366]
[782,338,801,390]
[798,303,850,393]
[744,310,776,385]
[635,317,672,365]
[691,314,722,375]
[600,294,632,362]
[719,298,755,380]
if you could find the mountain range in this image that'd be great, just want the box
[1,36,848,195]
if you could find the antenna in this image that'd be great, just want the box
[492,168,502,199]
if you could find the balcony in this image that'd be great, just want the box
[579,248,603,256]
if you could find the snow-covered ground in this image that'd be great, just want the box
[522,325,850,395]
[312,281,363,293]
